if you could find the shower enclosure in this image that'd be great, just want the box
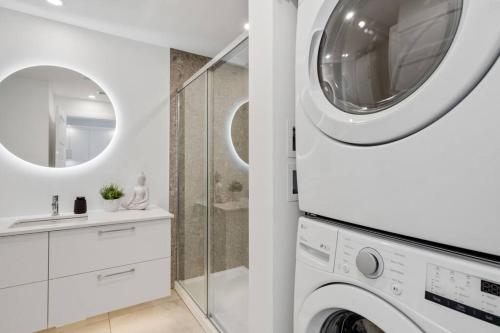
[176,35,249,333]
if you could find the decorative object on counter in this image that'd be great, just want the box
[73,197,87,214]
[214,172,225,203]
[122,172,150,210]
[228,180,244,201]
[99,184,124,212]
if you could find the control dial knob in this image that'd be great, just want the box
[356,248,384,278]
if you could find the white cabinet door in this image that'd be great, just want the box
[0,282,48,333]
[49,258,171,327]
[0,232,48,289]
[49,220,170,278]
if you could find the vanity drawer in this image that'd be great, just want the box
[49,220,170,278]
[0,281,48,333]
[49,257,170,327]
[0,232,48,288]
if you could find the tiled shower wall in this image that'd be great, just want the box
[171,48,249,285]
[169,49,210,287]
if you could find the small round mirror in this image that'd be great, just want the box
[230,101,249,165]
[0,66,116,168]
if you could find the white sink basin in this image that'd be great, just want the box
[10,213,88,228]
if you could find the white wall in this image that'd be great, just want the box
[0,76,51,166]
[249,0,299,332]
[0,8,170,217]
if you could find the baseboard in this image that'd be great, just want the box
[175,281,219,333]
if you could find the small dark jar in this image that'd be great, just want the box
[74,197,87,214]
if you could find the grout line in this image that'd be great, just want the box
[107,312,112,333]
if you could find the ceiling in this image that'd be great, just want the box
[0,0,249,57]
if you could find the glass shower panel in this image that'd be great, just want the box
[177,72,208,312]
[208,40,249,333]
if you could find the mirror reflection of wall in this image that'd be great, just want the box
[0,66,116,168]
[231,101,249,165]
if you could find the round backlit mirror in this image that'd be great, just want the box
[230,101,249,165]
[0,66,116,168]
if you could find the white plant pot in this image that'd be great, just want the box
[103,199,121,212]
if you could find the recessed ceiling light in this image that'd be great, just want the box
[46,0,64,6]
[325,54,331,59]
[358,20,366,28]
[244,23,250,31]
[345,11,355,20]
[88,95,96,99]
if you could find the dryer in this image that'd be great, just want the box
[296,0,500,255]
[294,217,500,333]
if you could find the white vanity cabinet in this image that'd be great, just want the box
[0,208,172,332]
[0,281,48,333]
[0,232,48,289]
[48,220,171,326]
[0,233,49,333]
[49,258,170,326]
[49,220,171,278]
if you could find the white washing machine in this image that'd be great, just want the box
[294,217,500,333]
[296,0,500,255]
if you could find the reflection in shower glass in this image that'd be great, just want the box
[176,37,249,333]
[209,40,249,333]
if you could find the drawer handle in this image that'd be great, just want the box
[97,268,135,280]
[98,226,136,235]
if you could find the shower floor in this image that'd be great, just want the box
[181,266,249,333]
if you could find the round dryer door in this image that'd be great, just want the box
[295,284,423,333]
[298,0,500,144]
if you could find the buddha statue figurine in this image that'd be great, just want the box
[122,172,150,210]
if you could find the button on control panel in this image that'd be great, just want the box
[356,248,384,278]
[391,283,403,296]
[425,264,500,327]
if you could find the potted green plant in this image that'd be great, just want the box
[100,184,124,212]
[228,180,244,201]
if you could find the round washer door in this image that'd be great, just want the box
[296,284,423,333]
[297,0,500,144]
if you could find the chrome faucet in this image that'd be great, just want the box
[52,195,59,216]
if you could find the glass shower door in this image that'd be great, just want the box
[177,72,208,312]
[176,36,249,333]
[208,40,249,333]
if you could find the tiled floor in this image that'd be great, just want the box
[39,290,205,333]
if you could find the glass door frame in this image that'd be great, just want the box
[175,33,249,333]
[176,71,209,313]
[206,40,250,332]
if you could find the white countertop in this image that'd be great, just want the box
[0,207,173,237]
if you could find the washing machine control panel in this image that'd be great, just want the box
[335,231,408,298]
[334,228,500,329]
[425,264,500,326]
